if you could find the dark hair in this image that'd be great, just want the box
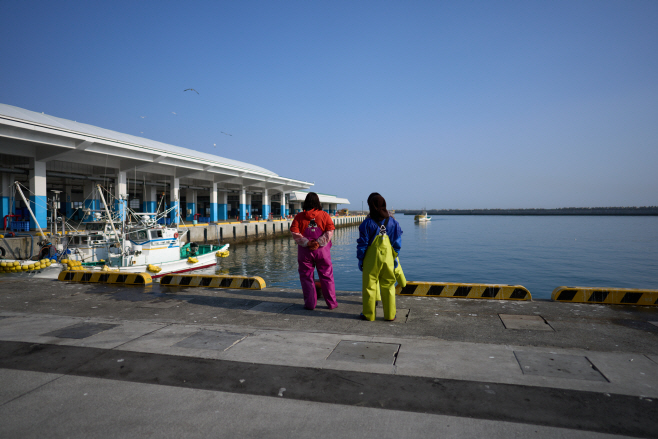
[367,192,389,222]
[303,192,322,211]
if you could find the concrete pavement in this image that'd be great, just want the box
[0,278,657,438]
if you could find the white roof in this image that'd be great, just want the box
[0,103,277,176]
[289,190,350,205]
[0,103,315,192]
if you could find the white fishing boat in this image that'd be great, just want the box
[0,258,64,278]
[65,225,229,278]
[62,188,230,278]
[414,211,432,223]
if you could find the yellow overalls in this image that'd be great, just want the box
[362,224,397,321]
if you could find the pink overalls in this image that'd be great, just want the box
[297,219,338,310]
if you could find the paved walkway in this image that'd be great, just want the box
[0,279,657,438]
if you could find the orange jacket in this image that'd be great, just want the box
[290,209,335,235]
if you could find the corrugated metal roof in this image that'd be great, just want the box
[0,103,278,176]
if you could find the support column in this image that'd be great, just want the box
[261,189,270,220]
[170,177,179,224]
[239,188,247,221]
[282,192,289,218]
[1,173,12,222]
[28,160,47,230]
[186,189,197,221]
[142,185,157,213]
[246,193,252,220]
[114,171,127,221]
[210,182,218,222]
[219,190,228,221]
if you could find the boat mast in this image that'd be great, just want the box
[14,182,46,239]
[96,184,120,244]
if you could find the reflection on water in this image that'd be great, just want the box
[193,215,658,300]
[195,225,363,292]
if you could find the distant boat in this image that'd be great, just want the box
[414,211,431,223]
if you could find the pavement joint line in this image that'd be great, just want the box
[0,371,66,409]
[108,322,175,351]
[1,340,657,438]
[2,312,658,399]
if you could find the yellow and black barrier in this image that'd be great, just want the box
[552,286,658,306]
[58,270,152,285]
[159,274,266,290]
[396,282,532,301]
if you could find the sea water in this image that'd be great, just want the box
[201,215,658,300]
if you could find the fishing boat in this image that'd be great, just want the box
[414,211,431,223]
[62,189,230,278]
[64,223,229,278]
[0,182,64,278]
[0,258,64,278]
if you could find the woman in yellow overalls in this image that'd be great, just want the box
[357,193,403,321]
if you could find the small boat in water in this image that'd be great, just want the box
[414,211,431,223]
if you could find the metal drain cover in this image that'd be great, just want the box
[327,341,400,365]
[514,351,607,382]
[43,322,119,339]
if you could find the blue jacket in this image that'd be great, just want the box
[356,216,403,261]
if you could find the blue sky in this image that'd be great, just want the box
[1,0,656,209]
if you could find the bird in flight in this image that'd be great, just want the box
[213,143,217,147]
[221,131,232,136]
[140,116,145,118]
[171,112,177,115]
[184,88,199,94]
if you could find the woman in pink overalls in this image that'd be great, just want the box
[290,192,338,310]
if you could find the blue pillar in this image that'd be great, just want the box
[186,202,195,221]
[169,201,179,224]
[239,188,247,221]
[218,191,228,221]
[262,204,270,220]
[282,193,289,217]
[143,201,157,213]
[114,200,127,221]
[29,161,47,230]
[29,195,47,231]
[218,204,227,220]
[0,196,9,222]
[0,173,11,222]
[170,177,180,224]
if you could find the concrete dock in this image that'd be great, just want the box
[0,278,656,438]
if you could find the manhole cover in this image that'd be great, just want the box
[499,314,553,331]
[43,322,119,339]
[327,341,400,365]
[174,330,248,351]
[514,351,608,382]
